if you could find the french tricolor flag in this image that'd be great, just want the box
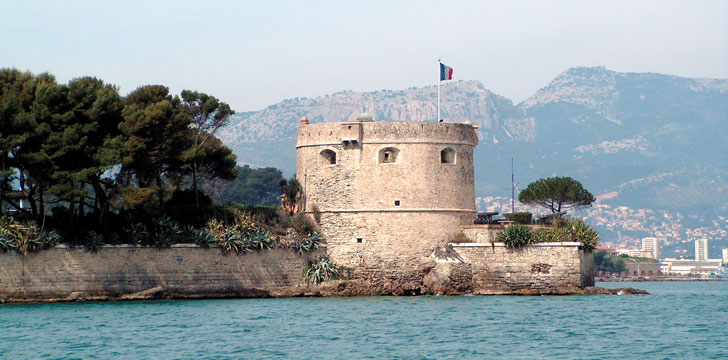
[440,63,453,81]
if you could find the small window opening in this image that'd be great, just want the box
[440,147,456,164]
[320,149,336,165]
[379,147,399,163]
[394,200,400,206]
[356,238,363,243]
[347,125,352,130]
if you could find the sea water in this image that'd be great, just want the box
[1,281,727,359]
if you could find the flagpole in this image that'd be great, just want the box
[437,59,441,122]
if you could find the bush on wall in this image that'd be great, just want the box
[498,225,533,248]
[504,212,533,224]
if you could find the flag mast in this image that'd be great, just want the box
[437,58,441,122]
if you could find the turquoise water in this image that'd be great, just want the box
[1,282,727,359]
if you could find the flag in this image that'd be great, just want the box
[440,63,453,81]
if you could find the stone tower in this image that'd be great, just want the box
[296,116,479,274]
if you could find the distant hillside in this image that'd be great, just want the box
[219,67,728,257]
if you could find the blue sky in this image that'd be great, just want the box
[2,0,726,112]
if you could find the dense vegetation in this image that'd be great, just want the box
[594,250,627,275]
[0,68,311,253]
[497,217,600,251]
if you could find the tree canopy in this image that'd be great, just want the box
[518,176,595,213]
[0,68,237,229]
[201,165,284,206]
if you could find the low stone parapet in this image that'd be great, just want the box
[449,242,594,294]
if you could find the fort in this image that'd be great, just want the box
[295,115,594,295]
[0,115,596,302]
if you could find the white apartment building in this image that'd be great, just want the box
[722,248,728,266]
[641,237,659,259]
[695,239,708,261]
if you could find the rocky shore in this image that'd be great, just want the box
[0,282,648,304]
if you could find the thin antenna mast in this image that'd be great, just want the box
[511,157,515,214]
[502,157,518,214]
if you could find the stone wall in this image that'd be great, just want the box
[449,242,594,294]
[0,245,320,302]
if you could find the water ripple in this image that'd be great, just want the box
[1,282,727,359]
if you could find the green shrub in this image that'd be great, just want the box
[498,225,533,248]
[0,217,62,254]
[564,218,599,252]
[303,257,339,285]
[288,213,317,235]
[227,204,280,226]
[504,212,533,224]
[312,204,322,225]
[532,227,568,243]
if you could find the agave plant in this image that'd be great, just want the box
[183,225,216,248]
[0,231,17,252]
[565,218,600,252]
[498,225,533,248]
[293,232,322,255]
[532,227,567,244]
[206,218,227,240]
[84,232,104,253]
[152,216,185,248]
[303,257,339,285]
[217,230,248,254]
[247,229,273,250]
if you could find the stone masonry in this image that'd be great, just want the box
[0,245,321,302]
[296,120,477,275]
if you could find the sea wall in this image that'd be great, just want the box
[449,242,594,294]
[0,242,595,301]
[0,245,321,302]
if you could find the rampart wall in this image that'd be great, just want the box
[449,242,594,294]
[0,242,594,301]
[0,246,320,302]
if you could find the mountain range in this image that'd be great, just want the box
[219,66,728,258]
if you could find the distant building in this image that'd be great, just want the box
[695,239,708,262]
[625,262,661,277]
[722,248,728,266]
[662,258,722,276]
[641,237,659,259]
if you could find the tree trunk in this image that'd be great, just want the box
[0,175,5,215]
[192,159,199,208]
[38,183,45,220]
[155,172,164,211]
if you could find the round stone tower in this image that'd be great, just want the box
[296,118,478,273]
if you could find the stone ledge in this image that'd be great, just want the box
[450,242,582,248]
[318,208,476,214]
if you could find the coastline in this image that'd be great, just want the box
[0,284,648,304]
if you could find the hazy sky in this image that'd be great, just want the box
[2,1,727,112]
